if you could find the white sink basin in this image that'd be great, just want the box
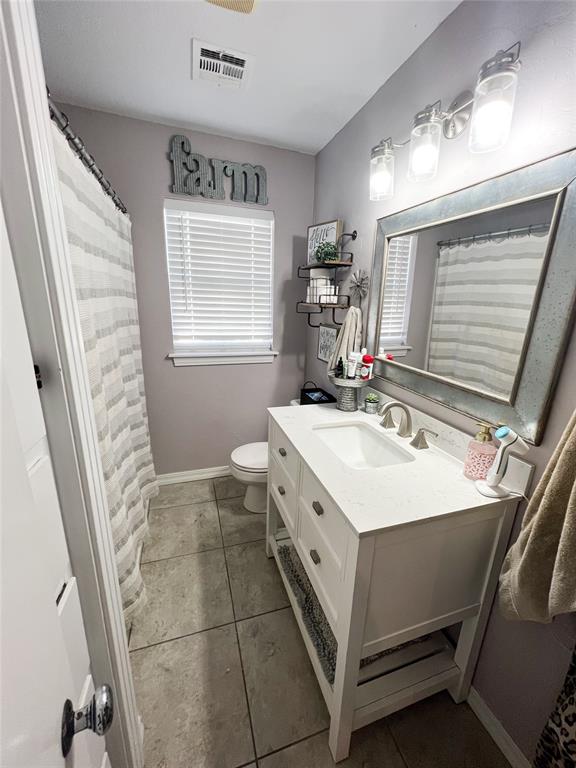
[312,421,415,470]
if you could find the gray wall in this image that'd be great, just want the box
[61,105,315,474]
[307,0,576,760]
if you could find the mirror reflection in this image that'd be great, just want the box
[378,195,556,400]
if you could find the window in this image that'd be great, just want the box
[378,234,416,354]
[164,200,275,365]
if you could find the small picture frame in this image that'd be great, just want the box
[317,324,338,363]
[307,219,343,264]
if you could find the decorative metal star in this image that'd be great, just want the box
[349,269,370,305]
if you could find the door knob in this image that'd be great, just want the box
[61,684,114,757]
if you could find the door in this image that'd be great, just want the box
[1,204,109,768]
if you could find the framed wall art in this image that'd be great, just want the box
[317,324,338,363]
[307,219,343,263]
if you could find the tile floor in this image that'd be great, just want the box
[130,477,512,768]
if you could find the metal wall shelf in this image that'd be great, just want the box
[298,259,354,272]
[296,295,351,327]
[297,230,357,327]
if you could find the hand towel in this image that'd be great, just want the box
[499,408,576,623]
[327,306,363,372]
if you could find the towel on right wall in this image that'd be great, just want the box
[498,409,576,768]
[499,408,576,623]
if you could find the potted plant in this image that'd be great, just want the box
[314,241,339,263]
[365,392,380,415]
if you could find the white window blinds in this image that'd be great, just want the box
[164,201,274,357]
[379,234,416,351]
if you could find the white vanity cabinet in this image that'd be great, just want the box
[266,406,520,762]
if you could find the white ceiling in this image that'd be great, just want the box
[35,0,459,154]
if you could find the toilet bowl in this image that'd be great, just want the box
[230,442,268,513]
[231,399,301,513]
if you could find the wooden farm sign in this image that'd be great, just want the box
[169,135,268,205]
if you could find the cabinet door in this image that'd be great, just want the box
[269,453,298,534]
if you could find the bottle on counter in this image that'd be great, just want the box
[463,422,498,481]
[347,351,361,379]
[360,350,374,380]
[335,357,344,378]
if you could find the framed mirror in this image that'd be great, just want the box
[366,151,576,444]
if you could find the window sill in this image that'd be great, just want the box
[377,345,412,359]
[168,350,279,367]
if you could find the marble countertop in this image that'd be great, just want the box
[268,404,506,537]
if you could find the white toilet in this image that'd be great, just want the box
[230,442,269,513]
[230,399,300,513]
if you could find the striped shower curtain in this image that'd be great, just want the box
[52,125,158,619]
[427,233,548,398]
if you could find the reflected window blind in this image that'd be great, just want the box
[379,235,415,351]
[164,201,274,354]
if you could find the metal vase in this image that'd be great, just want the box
[336,386,358,412]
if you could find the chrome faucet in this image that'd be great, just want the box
[378,401,412,438]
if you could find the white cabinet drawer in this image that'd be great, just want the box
[269,420,299,487]
[298,503,341,628]
[269,454,297,534]
[300,465,349,568]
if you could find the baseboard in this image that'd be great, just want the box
[157,466,230,485]
[468,687,531,768]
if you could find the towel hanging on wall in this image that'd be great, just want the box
[499,408,576,623]
[327,306,363,372]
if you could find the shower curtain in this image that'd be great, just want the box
[427,233,547,397]
[52,125,158,619]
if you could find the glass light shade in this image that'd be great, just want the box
[469,69,518,153]
[370,143,394,200]
[408,120,441,181]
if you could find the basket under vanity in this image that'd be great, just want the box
[265,404,525,762]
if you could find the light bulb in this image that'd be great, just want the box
[370,140,394,200]
[408,106,442,181]
[410,139,438,178]
[469,45,520,153]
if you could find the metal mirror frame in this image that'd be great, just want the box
[366,150,576,445]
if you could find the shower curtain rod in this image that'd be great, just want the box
[47,91,128,215]
[437,222,549,249]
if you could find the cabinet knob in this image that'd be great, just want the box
[278,447,287,457]
[312,501,324,516]
[278,485,286,496]
[310,549,321,565]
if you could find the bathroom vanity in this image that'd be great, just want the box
[266,404,521,762]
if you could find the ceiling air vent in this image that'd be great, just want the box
[192,39,253,89]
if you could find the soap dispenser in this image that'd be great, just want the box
[463,422,497,481]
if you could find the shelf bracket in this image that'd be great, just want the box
[307,313,323,328]
[331,307,345,326]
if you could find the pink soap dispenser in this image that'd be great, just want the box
[463,422,497,481]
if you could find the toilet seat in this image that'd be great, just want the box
[230,442,268,473]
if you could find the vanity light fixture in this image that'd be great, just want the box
[370,138,395,200]
[469,42,521,153]
[369,42,522,194]
[408,102,443,181]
